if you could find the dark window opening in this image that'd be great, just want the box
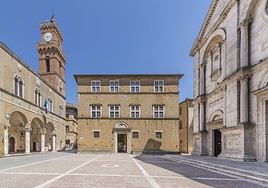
[93,131,100,138]
[46,57,50,72]
[156,132,162,139]
[132,132,139,139]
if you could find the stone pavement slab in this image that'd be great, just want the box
[0,152,267,188]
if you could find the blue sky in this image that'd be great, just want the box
[0,0,211,103]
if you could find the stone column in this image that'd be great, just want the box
[240,19,250,68]
[52,135,56,152]
[41,133,45,152]
[25,128,31,154]
[113,132,118,153]
[240,78,249,123]
[200,102,205,131]
[200,66,204,95]
[4,125,9,155]
[127,132,132,154]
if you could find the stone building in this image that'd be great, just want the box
[0,18,67,156]
[75,74,182,154]
[179,99,194,154]
[65,103,78,149]
[191,0,268,161]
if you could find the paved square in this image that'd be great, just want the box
[0,153,267,188]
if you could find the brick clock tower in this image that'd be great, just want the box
[37,17,66,97]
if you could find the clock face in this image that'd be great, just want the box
[43,32,52,42]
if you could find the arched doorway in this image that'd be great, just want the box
[214,129,222,157]
[31,118,43,152]
[208,110,224,157]
[9,111,28,153]
[9,137,15,153]
[46,123,55,151]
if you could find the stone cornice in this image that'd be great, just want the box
[78,92,179,95]
[77,117,179,121]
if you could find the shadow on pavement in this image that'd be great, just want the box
[134,155,267,188]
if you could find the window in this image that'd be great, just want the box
[156,132,162,139]
[66,126,70,132]
[91,80,101,92]
[130,81,140,93]
[179,121,183,129]
[46,56,50,72]
[91,105,102,118]
[132,131,139,139]
[130,105,140,118]
[179,107,182,115]
[266,1,268,14]
[59,106,64,116]
[109,80,119,92]
[154,80,164,92]
[93,131,100,138]
[14,75,23,98]
[153,105,165,118]
[109,105,120,118]
[47,98,53,112]
[34,88,41,106]
[180,139,183,144]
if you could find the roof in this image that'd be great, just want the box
[74,74,183,83]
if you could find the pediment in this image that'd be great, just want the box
[191,0,233,55]
[115,121,129,129]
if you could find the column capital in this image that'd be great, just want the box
[25,127,32,132]
[4,124,11,129]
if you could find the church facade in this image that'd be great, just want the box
[0,18,68,155]
[191,0,268,161]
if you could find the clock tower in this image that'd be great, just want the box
[37,17,66,97]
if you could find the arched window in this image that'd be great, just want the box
[48,98,53,112]
[14,75,24,98]
[34,88,41,107]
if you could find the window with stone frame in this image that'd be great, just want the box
[153,105,165,118]
[130,81,140,93]
[132,131,139,139]
[91,80,101,92]
[209,43,222,80]
[130,105,140,118]
[47,98,53,112]
[14,75,24,98]
[109,105,120,118]
[93,131,100,138]
[91,105,102,118]
[155,131,162,139]
[109,80,120,92]
[34,88,41,106]
[154,80,164,92]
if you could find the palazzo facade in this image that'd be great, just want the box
[75,74,181,154]
[0,18,67,156]
[191,0,268,161]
